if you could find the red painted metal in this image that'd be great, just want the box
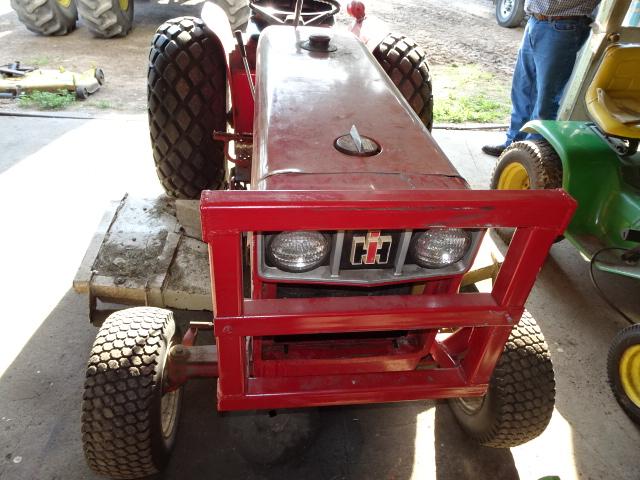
[189,24,576,413]
[347,1,366,20]
[200,188,576,411]
[164,345,219,393]
[229,45,255,134]
[252,27,459,192]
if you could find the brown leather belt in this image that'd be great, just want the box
[531,13,589,21]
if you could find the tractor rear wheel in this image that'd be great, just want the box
[148,17,227,199]
[490,139,564,243]
[374,33,434,131]
[10,0,77,36]
[81,307,182,479]
[76,0,133,38]
[216,0,250,30]
[449,311,555,447]
[607,324,640,423]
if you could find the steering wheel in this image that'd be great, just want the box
[250,0,341,27]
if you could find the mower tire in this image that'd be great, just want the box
[490,139,563,243]
[607,324,640,423]
[148,16,227,199]
[225,409,321,464]
[495,0,525,28]
[82,307,182,479]
[77,0,133,38]
[374,33,434,131]
[10,0,77,36]
[449,311,555,447]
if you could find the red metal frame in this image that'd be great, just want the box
[199,189,576,411]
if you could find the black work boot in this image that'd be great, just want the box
[481,144,507,157]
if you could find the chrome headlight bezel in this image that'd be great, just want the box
[265,230,331,273]
[410,228,473,269]
[257,229,484,285]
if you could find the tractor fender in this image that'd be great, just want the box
[522,119,618,192]
[348,14,390,52]
[201,1,234,70]
[523,119,630,245]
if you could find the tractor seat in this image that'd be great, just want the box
[586,44,640,140]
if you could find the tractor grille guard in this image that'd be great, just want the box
[200,189,575,411]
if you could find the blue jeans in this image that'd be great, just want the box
[505,17,591,145]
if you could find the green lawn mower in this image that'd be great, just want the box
[491,41,640,423]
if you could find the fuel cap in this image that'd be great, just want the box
[334,125,381,157]
[301,33,337,52]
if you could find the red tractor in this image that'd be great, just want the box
[78,1,575,478]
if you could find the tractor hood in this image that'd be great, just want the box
[252,26,467,191]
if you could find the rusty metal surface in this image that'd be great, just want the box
[252,26,463,191]
[73,196,212,313]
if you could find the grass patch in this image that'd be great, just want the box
[27,56,52,67]
[18,90,76,110]
[434,94,511,123]
[432,64,511,124]
[92,100,112,109]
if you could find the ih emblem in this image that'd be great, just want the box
[350,231,393,265]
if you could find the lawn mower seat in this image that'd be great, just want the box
[586,44,640,140]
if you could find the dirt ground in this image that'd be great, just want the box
[0,0,521,115]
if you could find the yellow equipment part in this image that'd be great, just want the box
[586,44,640,139]
[497,162,530,190]
[0,66,105,99]
[619,344,640,407]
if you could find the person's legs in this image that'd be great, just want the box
[530,19,591,124]
[506,18,538,145]
[482,19,538,156]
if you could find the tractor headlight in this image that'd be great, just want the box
[412,228,471,268]
[267,231,330,273]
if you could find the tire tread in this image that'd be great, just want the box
[147,16,227,199]
[82,307,173,479]
[373,33,434,131]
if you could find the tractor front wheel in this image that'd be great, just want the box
[10,0,77,36]
[374,33,434,131]
[449,311,556,447]
[148,17,227,199]
[607,324,640,423]
[81,307,182,479]
[77,0,133,38]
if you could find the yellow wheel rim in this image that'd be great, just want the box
[620,345,640,407]
[57,0,72,8]
[119,0,128,11]
[498,163,530,190]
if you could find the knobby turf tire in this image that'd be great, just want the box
[77,0,133,38]
[148,17,227,199]
[215,0,250,30]
[449,311,556,448]
[374,33,434,131]
[607,324,640,424]
[490,139,563,191]
[10,0,77,35]
[490,139,564,244]
[82,307,182,479]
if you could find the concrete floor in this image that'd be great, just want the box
[0,115,639,480]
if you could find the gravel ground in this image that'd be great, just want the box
[0,0,522,115]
